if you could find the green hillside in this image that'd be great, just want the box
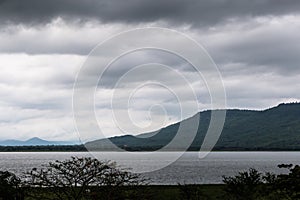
[86,103,300,151]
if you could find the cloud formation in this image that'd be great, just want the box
[0,1,299,141]
[1,0,300,27]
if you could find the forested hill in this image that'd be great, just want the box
[86,103,300,151]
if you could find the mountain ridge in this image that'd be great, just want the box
[85,102,300,151]
[0,137,76,146]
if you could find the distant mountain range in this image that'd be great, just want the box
[0,137,76,146]
[2,103,300,151]
[86,103,300,151]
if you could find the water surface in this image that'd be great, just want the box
[0,152,299,184]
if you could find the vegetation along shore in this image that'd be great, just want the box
[1,156,300,200]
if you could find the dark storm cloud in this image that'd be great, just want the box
[202,17,300,75]
[1,0,300,27]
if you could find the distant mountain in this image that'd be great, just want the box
[0,137,75,146]
[86,103,300,151]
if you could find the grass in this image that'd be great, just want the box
[18,184,226,200]
[146,184,225,200]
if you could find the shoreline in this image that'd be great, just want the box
[1,148,300,152]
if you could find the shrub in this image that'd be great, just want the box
[222,168,263,200]
[0,171,22,200]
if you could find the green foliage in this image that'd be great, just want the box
[222,168,263,200]
[267,164,300,199]
[223,164,300,200]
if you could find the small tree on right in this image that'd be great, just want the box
[269,164,300,199]
[222,165,300,200]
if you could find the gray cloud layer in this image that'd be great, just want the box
[1,0,300,27]
[0,0,300,141]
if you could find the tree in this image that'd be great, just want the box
[222,168,263,200]
[89,164,149,200]
[26,157,146,200]
[0,171,22,200]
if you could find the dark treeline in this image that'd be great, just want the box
[0,145,87,152]
[2,145,300,152]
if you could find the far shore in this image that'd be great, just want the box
[1,145,300,152]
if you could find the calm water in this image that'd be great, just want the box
[0,152,299,184]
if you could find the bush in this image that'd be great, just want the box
[0,171,22,200]
[222,165,300,200]
[222,168,264,200]
[268,164,300,199]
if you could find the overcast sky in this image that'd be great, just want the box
[0,0,299,141]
